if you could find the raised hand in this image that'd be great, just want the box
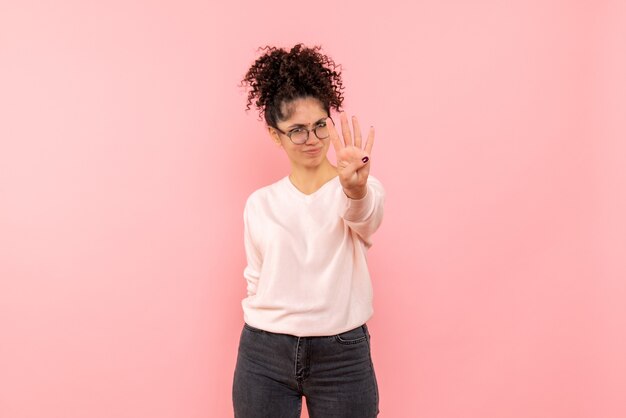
[328,112,375,199]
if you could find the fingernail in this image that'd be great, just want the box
[362,156,369,163]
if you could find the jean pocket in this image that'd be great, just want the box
[334,325,368,345]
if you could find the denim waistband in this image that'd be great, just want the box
[243,322,368,338]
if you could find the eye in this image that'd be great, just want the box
[316,121,327,128]
[289,128,305,134]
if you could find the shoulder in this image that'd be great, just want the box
[244,176,288,210]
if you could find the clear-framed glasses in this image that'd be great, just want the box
[273,117,333,145]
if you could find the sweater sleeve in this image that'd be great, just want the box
[340,176,386,249]
[242,202,262,297]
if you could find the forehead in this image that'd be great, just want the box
[279,97,327,124]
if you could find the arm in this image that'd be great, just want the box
[341,176,385,248]
[327,112,384,247]
[242,203,262,297]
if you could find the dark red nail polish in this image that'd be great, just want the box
[362,156,369,163]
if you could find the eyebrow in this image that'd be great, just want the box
[286,117,327,130]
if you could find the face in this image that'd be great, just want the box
[269,97,331,169]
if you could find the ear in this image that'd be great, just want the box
[268,126,282,147]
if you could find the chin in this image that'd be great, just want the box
[302,160,321,167]
[306,153,326,162]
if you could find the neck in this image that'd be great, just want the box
[289,159,338,193]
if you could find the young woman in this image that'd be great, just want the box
[232,43,385,418]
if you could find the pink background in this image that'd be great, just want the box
[1,1,625,417]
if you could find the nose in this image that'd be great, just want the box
[304,128,320,145]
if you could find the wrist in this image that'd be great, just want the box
[343,186,367,200]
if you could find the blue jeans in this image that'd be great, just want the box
[232,322,380,417]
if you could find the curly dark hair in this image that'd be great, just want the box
[240,43,345,128]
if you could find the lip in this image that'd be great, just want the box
[304,148,322,155]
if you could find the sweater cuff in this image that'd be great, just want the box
[342,185,374,222]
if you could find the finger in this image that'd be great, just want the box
[352,116,362,149]
[342,160,362,180]
[358,157,371,179]
[340,112,352,147]
[327,116,343,155]
[364,126,375,157]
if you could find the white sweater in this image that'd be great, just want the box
[240,174,385,337]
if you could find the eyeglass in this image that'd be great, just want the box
[273,117,333,145]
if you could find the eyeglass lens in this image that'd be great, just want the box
[291,124,330,144]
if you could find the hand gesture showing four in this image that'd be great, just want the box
[328,112,375,200]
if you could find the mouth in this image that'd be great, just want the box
[304,148,322,156]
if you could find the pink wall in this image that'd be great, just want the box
[1,1,624,417]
